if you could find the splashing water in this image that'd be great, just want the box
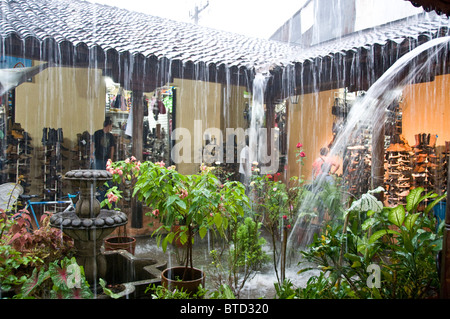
[248,72,269,168]
[0,63,50,95]
[286,35,450,265]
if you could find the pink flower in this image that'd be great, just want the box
[156,161,165,167]
[299,151,306,157]
[178,189,188,199]
[117,169,123,176]
[107,192,118,203]
[296,143,303,148]
[152,209,159,217]
[106,159,112,169]
[130,156,137,162]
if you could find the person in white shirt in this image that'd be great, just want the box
[239,136,250,186]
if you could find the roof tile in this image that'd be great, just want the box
[0,0,449,71]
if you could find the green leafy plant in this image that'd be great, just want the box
[209,217,269,298]
[146,283,207,299]
[208,284,236,299]
[7,211,74,262]
[19,257,93,299]
[102,156,141,209]
[99,278,122,299]
[249,173,305,284]
[132,161,249,279]
[0,244,41,294]
[0,210,73,296]
[298,187,445,299]
[274,279,300,299]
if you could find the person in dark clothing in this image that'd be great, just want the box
[91,118,116,170]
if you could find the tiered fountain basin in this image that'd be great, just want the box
[49,169,129,288]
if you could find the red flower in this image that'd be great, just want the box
[282,215,288,220]
[287,224,291,229]
[299,151,306,157]
[296,143,303,148]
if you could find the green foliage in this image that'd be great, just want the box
[249,174,305,283]
[19,257,93,299]
[208,284,236,299]
[0,210,73,295]
[7,212,74,262]
[99,278,122,299]
[231,217,269,270]
[274,279,300,299]
[298,187,445,299]
[209,217,269,298]
[147,283,235,299]
[132,161,248,271]
[0,244,40,293]
[146,284,207,299]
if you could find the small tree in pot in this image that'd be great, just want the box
[133,162,249,294]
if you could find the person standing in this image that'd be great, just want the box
[91,118,116,170]
[312,147,340,179]
[239,136,250,187]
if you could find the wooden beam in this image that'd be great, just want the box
[131,88,144,228]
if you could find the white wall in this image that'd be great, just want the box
[354,0,424,32]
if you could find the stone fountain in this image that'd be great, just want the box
[49,169,128,288]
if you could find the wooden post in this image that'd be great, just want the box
[131,89,144,229]
[440,160,450,298]
[371,107,385,200]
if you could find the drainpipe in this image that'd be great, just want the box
[131,89,144,229]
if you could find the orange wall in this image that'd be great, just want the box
[287,89,339,182]
[401,74,450,150]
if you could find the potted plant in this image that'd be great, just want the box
[133,161,249,294]
[102,157,140,254]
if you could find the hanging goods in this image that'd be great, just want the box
[113,87,127,111]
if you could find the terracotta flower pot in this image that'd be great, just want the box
[161,266,205,296]
[104,236,136,255]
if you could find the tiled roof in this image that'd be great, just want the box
[407,0,450,15]
[0,0,449,72]
[295,12,449,63]
[0,0,300,71]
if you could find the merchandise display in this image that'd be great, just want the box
[385,142,412,206]
[40,127,67,200]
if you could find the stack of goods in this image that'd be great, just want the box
[411,133,437,194]
[143,125,168,163]
[40,128,67,200]
[385,140,412,206]
[343,145,371,198]
[70,131,92,169]
[4,123,33,193]
[434,141,449,195]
